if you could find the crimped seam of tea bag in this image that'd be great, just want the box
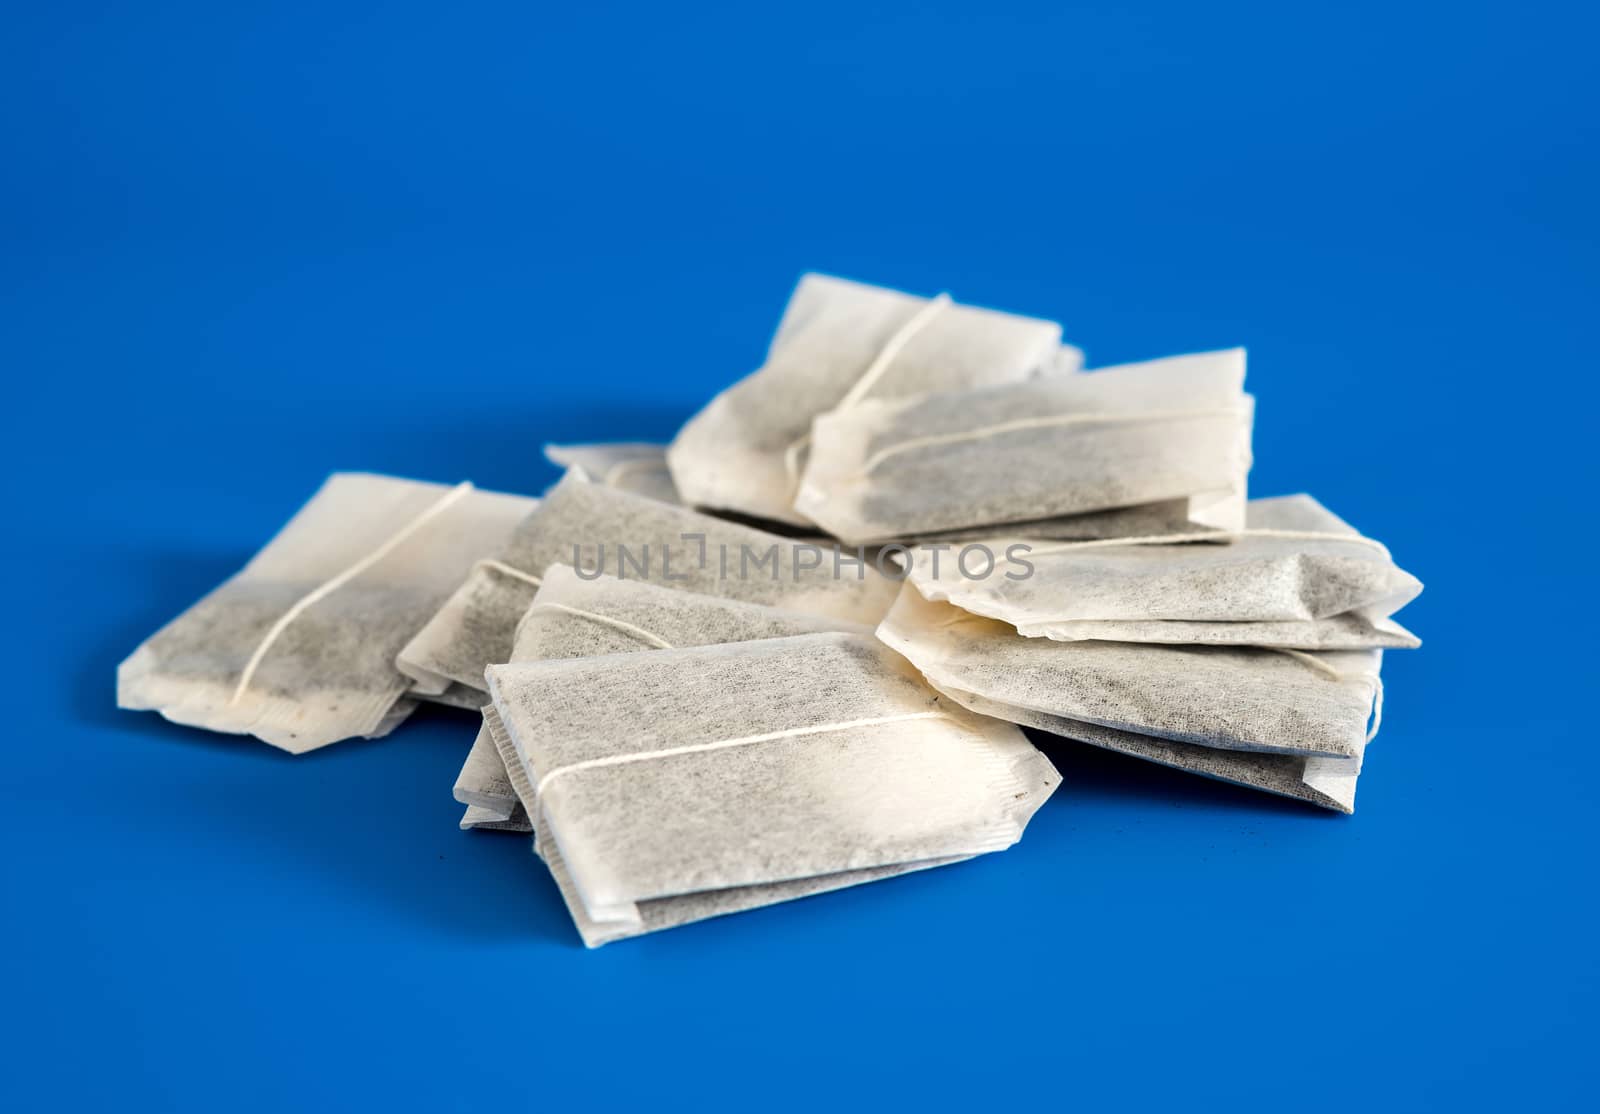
[1022,528,1392,558]
[903,607,1383,752]
[781,292,954,485]
[519,602,676,649]
[1272,648,1385,741]
[227,481,474,707]
[854,407,1245,477]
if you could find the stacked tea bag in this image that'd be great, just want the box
[120,272,1422,946]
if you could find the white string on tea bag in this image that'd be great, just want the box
[543,443,679,504]
[399,470,901,698]
[907,494,1423,650]
[796,348,1253,544]
[484,631,1059,945]
[117,473,536,753]
[668,273,1069,526]
[452,566,872,830]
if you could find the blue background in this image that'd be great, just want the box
[3,3,1595,1110]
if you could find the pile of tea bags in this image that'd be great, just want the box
[119,272,1421,946]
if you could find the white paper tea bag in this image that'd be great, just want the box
[944,686,1368,814]
[879,588,1383,759]
[796,348,1253,544]
[117,474,536,752]
[668,273,1068,526]
[455,722,527,826]
[543,442,679,504]
[460,802,531,832]
[484,631,1060,945]
[398,471,900,697]
[908,494,1422,649]
[452,565,870,827]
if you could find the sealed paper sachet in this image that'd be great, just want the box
[483,631,1060,945]
[453,566,871,829]
[876,587,1384,810]
[117,473,536,752]
[908,494,1422,649]
[543,442,679,504]
[399,471,900,699]
[796,348,1253,544]
[668,273,1069,527]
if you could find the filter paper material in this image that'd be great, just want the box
[876,588,1382,760]
[117,473,535,753]
[796,348,1253,544]
[908,494,1422,649]
[451,567,871,821]
[484,631,1059,944]
[668,273,1067,526]
[399,470,901,695]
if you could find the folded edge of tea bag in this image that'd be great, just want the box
[454,721,521,818]
[941,684,1363,814]
[396,560,544,696]
[876,589,1381,759]
[1013,612,1422,650]
[460,803,533,832]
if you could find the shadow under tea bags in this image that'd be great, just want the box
[484,631,1060,946]
[796,348,1253,544]
[668,273,1068,527]
[908,494,1423,650]
[117,473,536,753]
[398,470,900,699]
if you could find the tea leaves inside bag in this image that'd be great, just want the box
[797,348,1253,544]
[118,473,535,753]
[668,273,1067,526]
[907,494,1422,649]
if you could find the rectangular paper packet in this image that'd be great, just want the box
[796,348,1253,544]
[876,587,1384,811]
[485,631,1060,945]
[118,473,535,752]
[454,565,871,829]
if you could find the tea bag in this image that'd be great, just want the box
[543,442,679,504]
[907,494,1422,649]
[398,471,900,698]
[879,588,1383,758]
[460,802,532,832]
[668,273,1068,527]
[944,686,1367,814]
[484,632,1060,945]
[455,722,527,826]
[117,473,536,752]
[452,565,870,827]
[796,348,1253,544]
